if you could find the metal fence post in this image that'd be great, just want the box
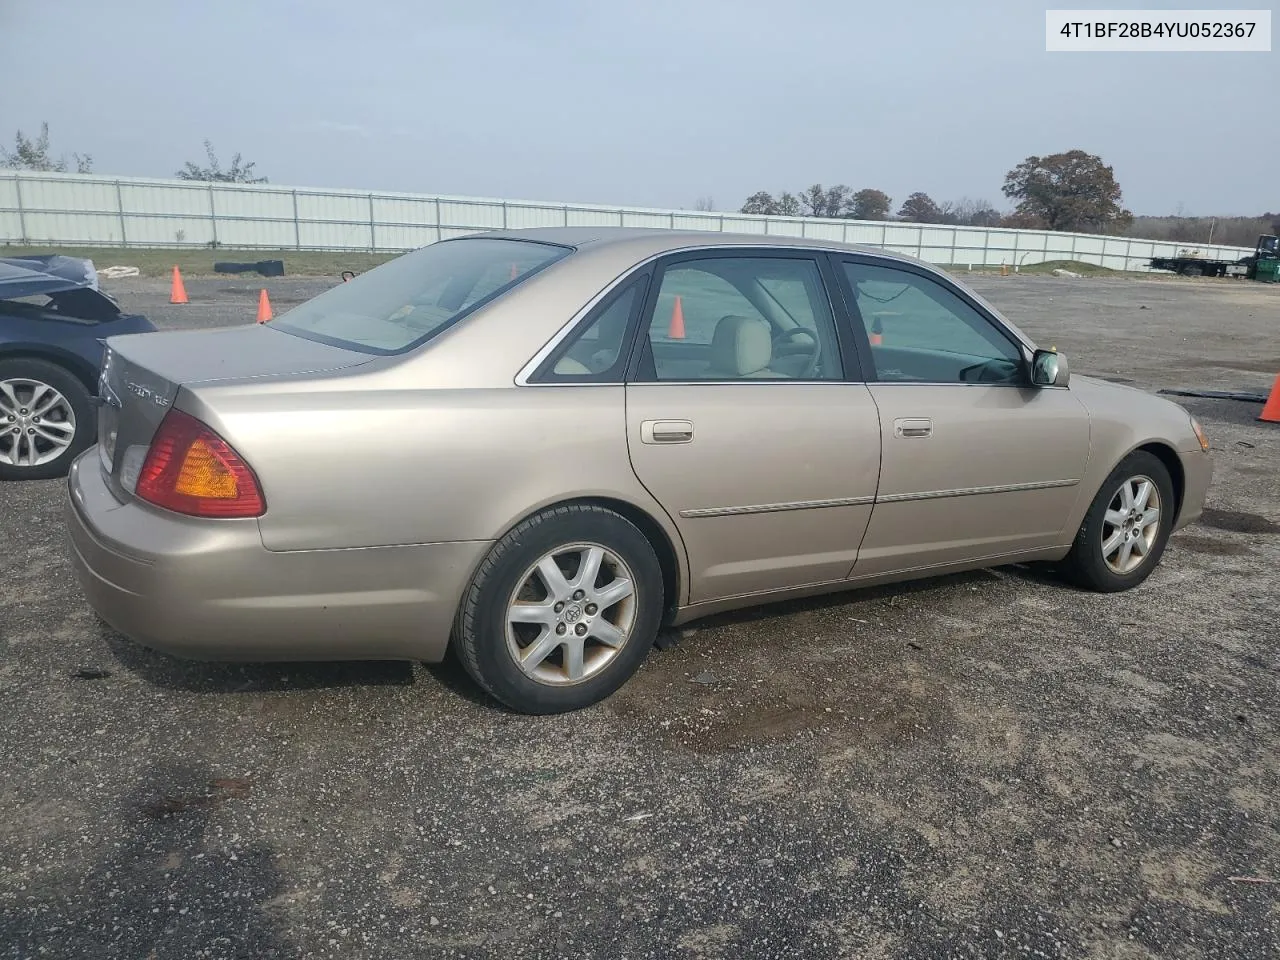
[502,201,509,229]
[292,189,301,250]
[368,193,376,252]
[435,198,443,242]
[114,180,127,247]
[13,175,27,243]
[881,223,887,250]
[563,205,569,227]
[208,182,218,247]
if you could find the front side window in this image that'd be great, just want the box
[638,257,843,381]
[841,261,1024,384]
[273,238,571,354]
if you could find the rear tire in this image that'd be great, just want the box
[0,357,94,481]
[1060,451,1176,593]
[454,504,664,714]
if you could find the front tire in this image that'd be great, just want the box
[454,504,664,714]
[0,357,94,481]
[1061,451,1176,592]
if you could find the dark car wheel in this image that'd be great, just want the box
[0,357,95,481]
[455,504,664,714]
[1061,450,1176,593]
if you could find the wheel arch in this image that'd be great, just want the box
[484,494,687,625]
[0,344,99,395]
[1133,441,1186,525]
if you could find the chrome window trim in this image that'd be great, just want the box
[513,243,1039,387]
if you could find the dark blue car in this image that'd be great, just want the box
[0,255,156,480]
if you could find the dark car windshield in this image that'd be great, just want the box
[272,237,572,354]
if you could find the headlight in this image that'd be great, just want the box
[1190,416,1210,452]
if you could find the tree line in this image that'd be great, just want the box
[740,150,1132,232]
[737,149,1280,246]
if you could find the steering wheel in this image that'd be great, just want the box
[958,357,1021,384]
[772,327,821,378]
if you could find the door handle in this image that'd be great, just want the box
[893,417,932,439]
[641,419,694,444]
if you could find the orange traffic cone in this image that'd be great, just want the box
[668,295,685,339]
[256,288,273,324]
[1259,373,1280,423]
[869,316,883,345]
[169,266,188,304]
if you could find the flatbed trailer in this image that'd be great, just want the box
[1149,234,1279,279]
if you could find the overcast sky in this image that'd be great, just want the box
[0,0,1274,216]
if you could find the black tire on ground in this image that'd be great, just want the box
[454,504,664,714]
[1182,265,1203,277]
[0,357,95,481]
[1060,450,1176,593]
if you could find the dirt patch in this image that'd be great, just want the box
[1198,508,1280,534]
[1173,534,1257,557]
[139,777,253,819]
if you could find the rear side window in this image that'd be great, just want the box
[272,238,571,355]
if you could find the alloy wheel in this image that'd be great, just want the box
[1101,474,1161,575]
[505,542,638,686]
[0,378,78,468]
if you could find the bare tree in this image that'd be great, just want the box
[176,140,267,183]
[798,183,852,218]
[1,122,93,173]
[693,195,715,212]
[775,192,803,217]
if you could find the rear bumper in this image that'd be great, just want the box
[64,450,488,663]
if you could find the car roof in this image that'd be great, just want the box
[467,225,932,268]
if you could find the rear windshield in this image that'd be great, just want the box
[272,237,572,354]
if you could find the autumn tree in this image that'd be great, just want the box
[1002,149,1131,233]
[177,139,267,183]
[897,192,945,223]
[1,122,92,173]
[848,189,891,220]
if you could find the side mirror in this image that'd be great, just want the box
[1031,349,1069,387]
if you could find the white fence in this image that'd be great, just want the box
[0,170,1253,272]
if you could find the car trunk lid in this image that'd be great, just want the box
[96,324,372,498]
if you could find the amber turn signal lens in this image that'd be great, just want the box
[1190,417,1210,452]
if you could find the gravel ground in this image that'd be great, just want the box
[2,271,1278,959]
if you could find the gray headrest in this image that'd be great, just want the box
[710,315,772,377]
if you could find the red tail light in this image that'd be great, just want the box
[136,409,266,518]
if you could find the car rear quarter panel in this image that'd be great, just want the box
[181,379,686,569]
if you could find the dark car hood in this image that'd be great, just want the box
[0,255,103,300]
